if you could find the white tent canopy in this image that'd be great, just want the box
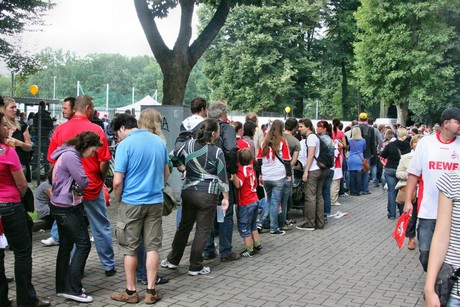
[115,95,161,115]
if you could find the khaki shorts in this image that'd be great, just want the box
[116,202,163,256]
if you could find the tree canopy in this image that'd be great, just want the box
[354,0,457,125]
[0,0,54,73]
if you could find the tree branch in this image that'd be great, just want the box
[174,0,195,50]
[189,0,231,65]
[134,0,171,63]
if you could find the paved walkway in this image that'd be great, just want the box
[5,185,426,306]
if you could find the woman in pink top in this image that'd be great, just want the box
[0,111,50,307]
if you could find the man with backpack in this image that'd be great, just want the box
[203,100,241,262]
[296,118,326,231]
[357,113,376,194]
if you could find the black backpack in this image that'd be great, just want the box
[174,124,201,147]
[306,134,334,170]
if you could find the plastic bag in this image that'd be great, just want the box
[392,213,411,249]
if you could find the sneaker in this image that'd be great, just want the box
[270,230,286,236]
[156,274,169,285]
[144,291,161,304]
[296,223,315,231]
[362,191,371,195]
[110,290,139,303]
[137,279,147,285]
[286,219,296,225]
[105,268,117,277]
[220,252,241,262]
[240,249,255,258]
[41,237,59,246]
[339,193,349,197]
[332,202,342,206]
[253,244,263,252]
[281,224,293,231]
[63,293,93,303]
[188,266,211,276]
[160,259,178,269]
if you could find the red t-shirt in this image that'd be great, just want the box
[235,164,259,206]
[237,137,250,152]
[48,115,111,200]
[0,145,22,202]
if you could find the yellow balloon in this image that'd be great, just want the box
[285,106,291,114]
[29,85,39,96]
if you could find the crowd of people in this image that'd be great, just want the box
[0,93,459,306]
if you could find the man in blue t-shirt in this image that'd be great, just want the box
[109,114,169,304]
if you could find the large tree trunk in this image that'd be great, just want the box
[396,103,409,127]
[135,0,231,106]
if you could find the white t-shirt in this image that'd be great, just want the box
[297,134,320,172]
[407,133,460,219]
[256,138,291,181]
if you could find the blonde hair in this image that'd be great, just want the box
[1,97,20,131]
[410,134,423,148]
[351,127,363,140]
[138,108,165,142]
[384,129,394,141]
[397,128,408,141]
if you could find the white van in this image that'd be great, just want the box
[375,118,397,126]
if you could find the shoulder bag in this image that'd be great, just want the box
[436,262,460,306]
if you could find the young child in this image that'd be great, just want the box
[232,148,262,257]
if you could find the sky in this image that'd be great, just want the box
[19,0,198,57]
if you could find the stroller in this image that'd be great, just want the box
[291,167,304,214]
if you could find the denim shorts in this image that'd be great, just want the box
[237,201,258,238]
[116,202,163,255]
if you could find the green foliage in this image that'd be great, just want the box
[202,0,323,116]
[354,0,456,124]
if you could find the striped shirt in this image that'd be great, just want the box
[436,171,460,298]
[173,139,229,195]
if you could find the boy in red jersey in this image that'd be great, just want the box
[232,148,262,257]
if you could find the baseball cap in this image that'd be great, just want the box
[359,112,368,120]
[441,107,460,123]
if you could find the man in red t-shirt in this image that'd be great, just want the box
[48,95,116,276]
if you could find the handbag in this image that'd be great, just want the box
[396,186,416,204]
[350,140,369,173]
[435,262,460,306]
[21,187,35,213]
[163,183,178,216]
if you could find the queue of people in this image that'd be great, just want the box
[0,93,459,306]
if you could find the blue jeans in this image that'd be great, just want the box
[136,236,147,282]
[0,203,37,307]
[205,182,235,258]
[381,168,387,189]
[371,162,379,186]
[448,296,460,307]
[384,168,398,218]
[361,162,370,192]
[50,220,59,241]
[83,189,115,271]
[340,158,348,195]
[348,170,362,196]
[50,204,91,295]
[418,218,436,272]
[262,178,288,232]
[322,169,334,215]
[278,179,291,227]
